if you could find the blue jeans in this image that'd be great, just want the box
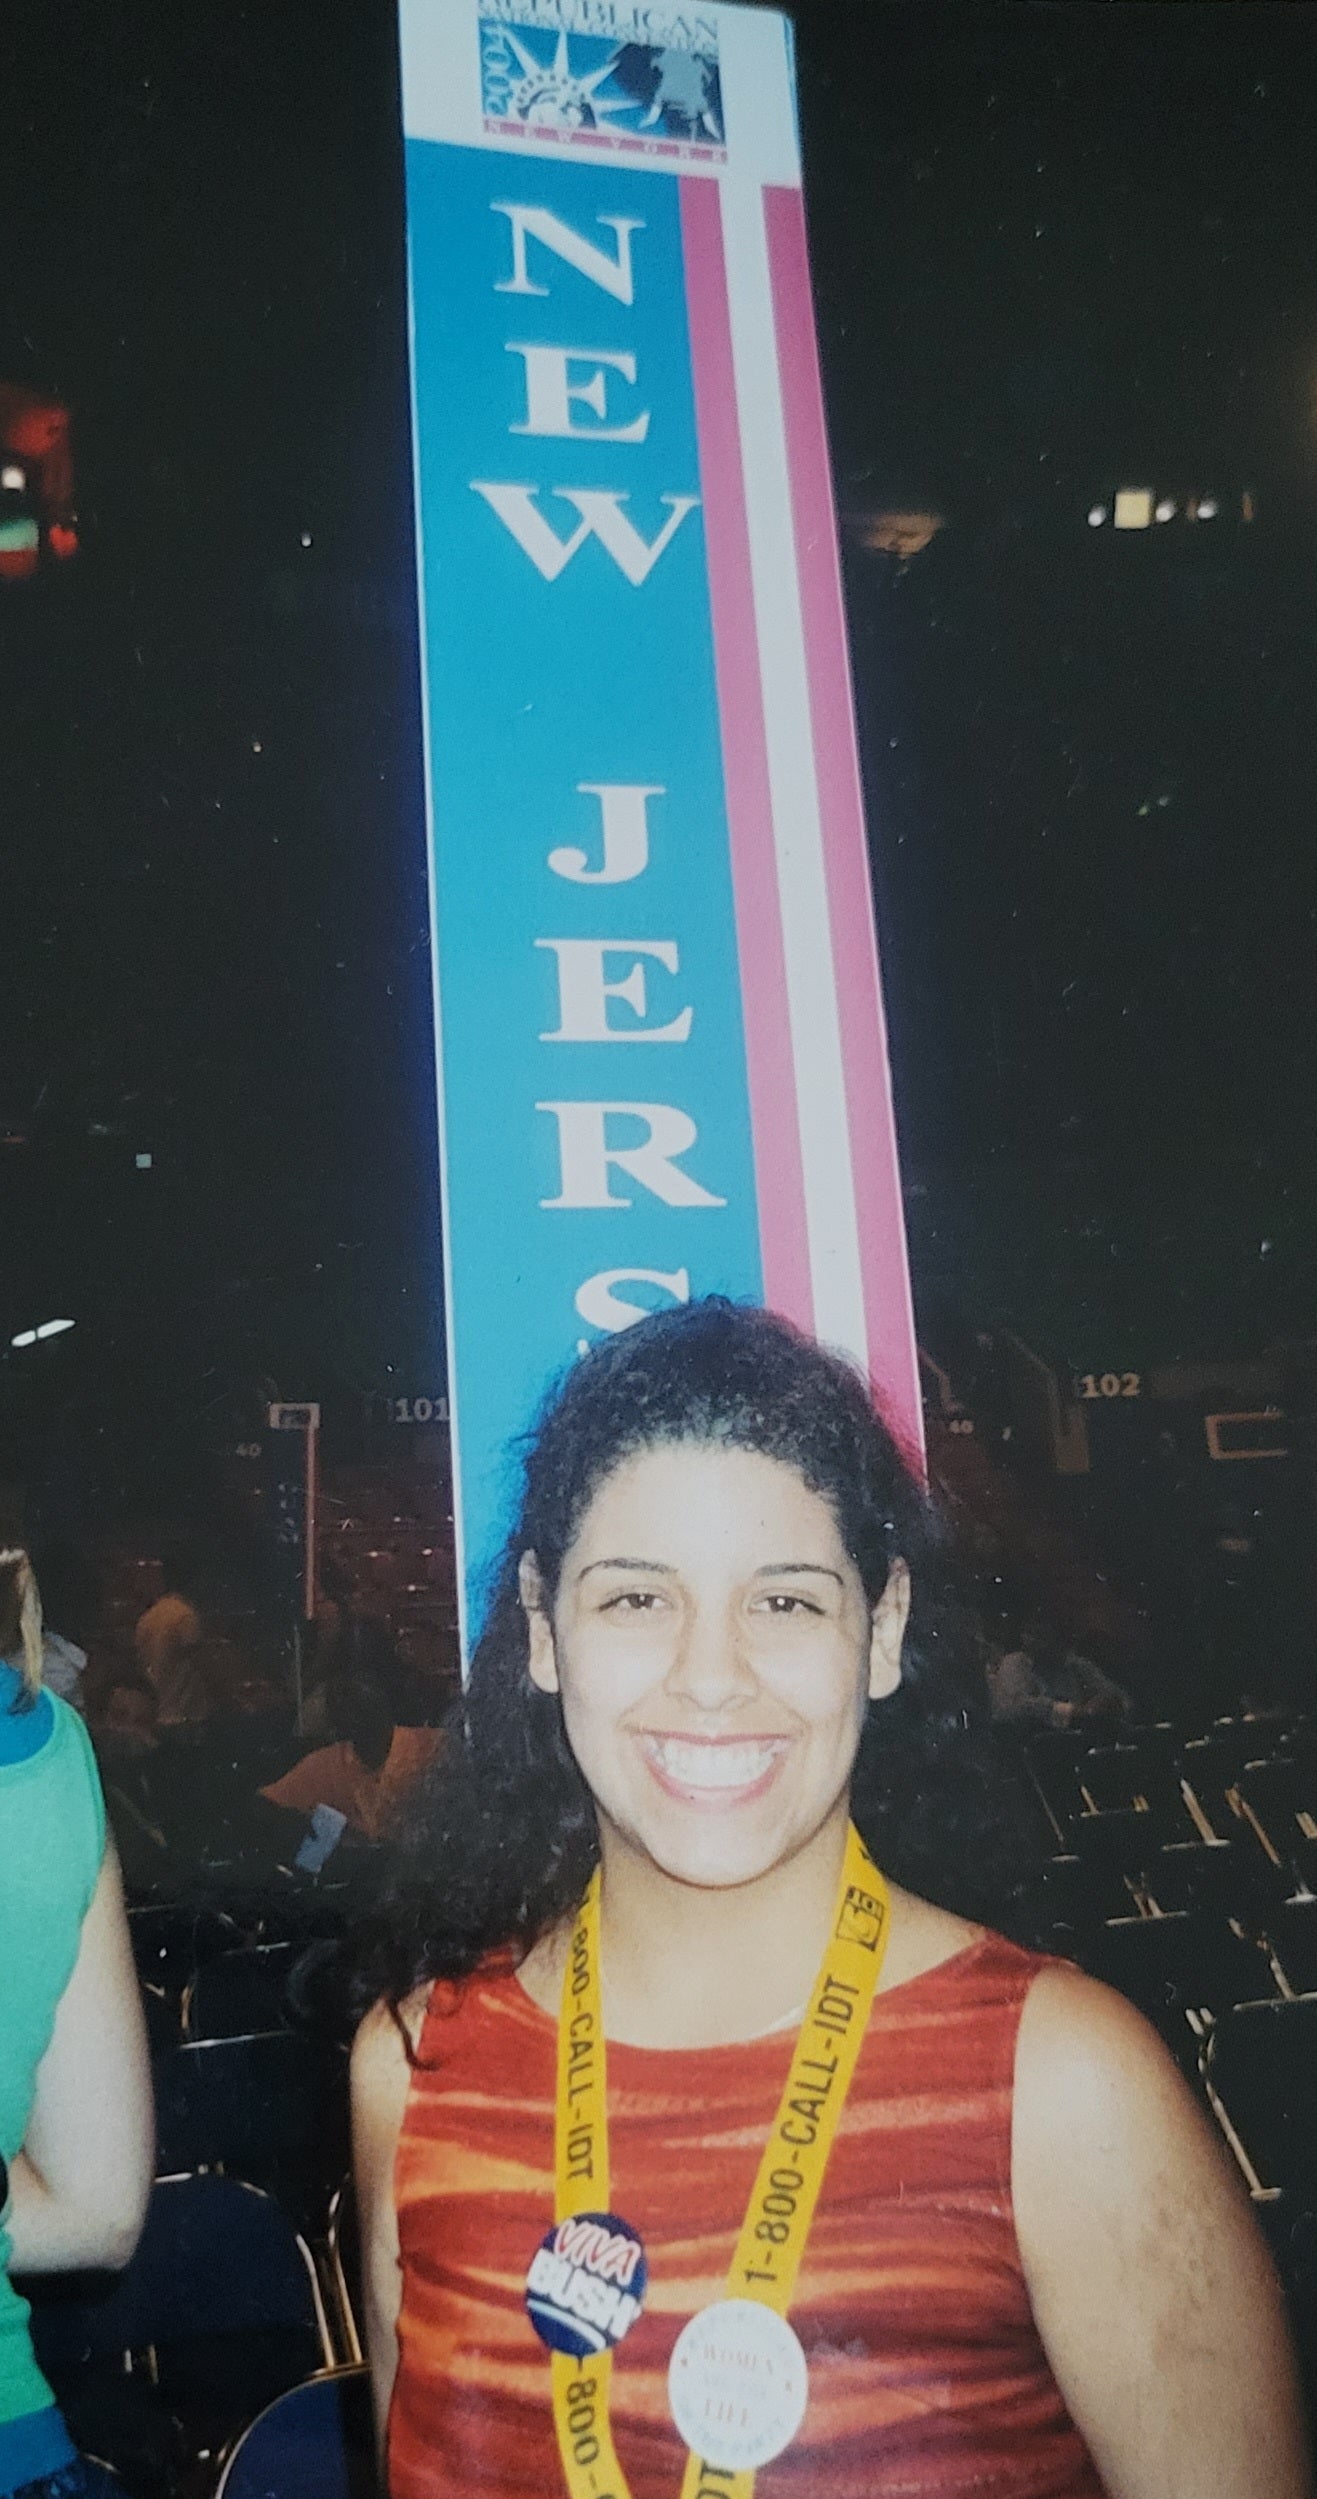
[7,2465,124,2499]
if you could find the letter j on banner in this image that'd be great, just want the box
[396,0,922,1645]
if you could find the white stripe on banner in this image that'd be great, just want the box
[718,176,869,1372]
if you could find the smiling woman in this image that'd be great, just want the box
[517,1439,909,1911]
[350,1301,1310,2499]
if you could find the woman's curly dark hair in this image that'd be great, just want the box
[350,1298,1035,2022]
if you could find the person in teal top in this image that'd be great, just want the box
[0,1544,152,2499]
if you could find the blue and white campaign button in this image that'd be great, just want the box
[525,2211,648,2359]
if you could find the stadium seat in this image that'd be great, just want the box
[128,1899,245,1988]
[1206,1999,1317,2197]
[183,1942,297,2040]
[1016,1851,1142,1944]
[1074,1744,1193,1833]
[1264,1900,1317,1999]
[1017,1727,1094,1842]
[1142,1837,1292,1922]
[1254,2193,1317,2427]
[1236,1762,1317,1888]
[325,2180,364,2367]
[153,2030,349,2231]
[24,2174,334,2490]
[214,2366,378,2499]
[1178,1732,1289,1841]
[1071,1912,1276,2066]
[1067,1807,1168,1880]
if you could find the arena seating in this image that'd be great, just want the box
[183,1941,298,2041]
[318,1462,460,1694]
[153,2031,350,2234]
[1013,1707,1317,2423]
[23,2175,335,2496]
[1204,1998,1317,2197]
[1267,1899,1317,1997]
[45,1698,1312,2491]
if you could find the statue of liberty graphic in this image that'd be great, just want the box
[483,20,723,146]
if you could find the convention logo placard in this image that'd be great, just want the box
[479,0,725,160]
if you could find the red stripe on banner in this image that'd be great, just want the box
[763,182,923,1460]
[680,176,813,1333]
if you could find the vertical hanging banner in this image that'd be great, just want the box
[397,0,921,1636]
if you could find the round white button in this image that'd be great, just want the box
[668,2298,809,2472]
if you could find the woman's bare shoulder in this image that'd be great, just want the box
[1010,1958,1220,2216]
[351,1987,431,2120]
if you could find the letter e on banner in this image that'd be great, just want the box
[507,345,650,443]
[536,939,692,1043]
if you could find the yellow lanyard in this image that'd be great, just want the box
[549,1821,892,2499]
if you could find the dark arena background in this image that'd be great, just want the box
[3,0,1317,2485]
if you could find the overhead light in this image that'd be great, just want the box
[36,1319,75,1339]
[1197,496,1219,520]
[1154,498,1176,523]
[1,465,25,493]
[9,1330,36,1349]
[1087,505,1108,527]
[1113,489,1153,530]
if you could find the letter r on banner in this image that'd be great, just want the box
[537,1103,726,1208]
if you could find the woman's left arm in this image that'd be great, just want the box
[1013,1964,1312,2499]
[7,1842,153,2274]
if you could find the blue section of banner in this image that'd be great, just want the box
[404,142,762,1623]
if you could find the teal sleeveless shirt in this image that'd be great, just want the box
[0,1665,106,2424]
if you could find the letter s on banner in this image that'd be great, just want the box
[575,1268,691,1339]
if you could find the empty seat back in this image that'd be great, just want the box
[1206,1999,1317,2196]
[214,2365,377,2499]
[153,2031,349,2229]
[1073,1912,1274,2039]
[26,2172,330,2371]
[184,1943,296,2041]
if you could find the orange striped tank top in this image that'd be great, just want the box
[389,1931,1106,2499]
